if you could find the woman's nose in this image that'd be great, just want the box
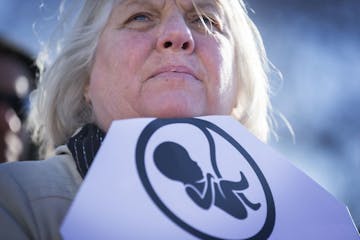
[156,15,195,53]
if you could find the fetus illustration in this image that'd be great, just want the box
[153,141,261,220]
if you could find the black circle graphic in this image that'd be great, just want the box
[136,118,275,240]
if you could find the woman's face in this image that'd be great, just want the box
[87,0,237,130]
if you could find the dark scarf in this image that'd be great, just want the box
[67,124,106,178]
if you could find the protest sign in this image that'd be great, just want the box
[61,116,359,239]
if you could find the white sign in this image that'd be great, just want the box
[61,116,359,239]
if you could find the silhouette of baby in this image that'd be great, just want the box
[154,141,261,220]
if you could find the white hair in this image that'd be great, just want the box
[29,0,274,157]
[223,1,273,142]
[29,0,115,156]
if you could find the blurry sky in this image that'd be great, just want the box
[249,0,360,229]
[0,0,359,230]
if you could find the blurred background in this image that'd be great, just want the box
[0,0,359,231]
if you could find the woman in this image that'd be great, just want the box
[0,0,272,239]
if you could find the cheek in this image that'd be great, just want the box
[200,37,236,104]
[87,30,158,125]
[96,30,152,76]
[219,46,238,111]
[89,31,152,95]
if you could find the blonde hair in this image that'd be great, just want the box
[224,1,273,142]
[29,0,274,157]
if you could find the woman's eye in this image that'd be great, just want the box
[127,13,152,23]
[123,12,155,30]
[192,15,219,32]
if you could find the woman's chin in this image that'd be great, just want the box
[148,109,204,119]
[151,112,201,119]
[137,94,207,119]
[141,103,206,119]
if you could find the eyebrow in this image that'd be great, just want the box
[118,0,164,9]
[191,0,223,11]
[111,0,161,21]
[189,1,225,20]
[117,0,221,12]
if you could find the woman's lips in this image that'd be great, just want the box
[152,71,196,81]
[150,65,199,81]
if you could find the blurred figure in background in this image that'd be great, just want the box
[0,37,37,163]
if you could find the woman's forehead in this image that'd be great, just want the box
[114,0,225,12]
